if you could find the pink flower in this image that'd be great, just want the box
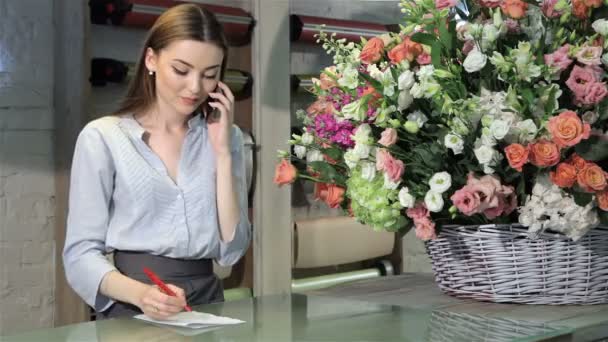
[435,0,458,9]
[544,45,572,72]
[378,128,398,147]
[479,0,501,7]
[582,82,608,106]
[566,65,598,100]
[407,202,430,221]
[376,148,390,171]
[462,40,476,56]
[541,0,564,17]
[383,153,405,182]
[504,19,521,34]
[483,185,517,219]
[575,46,603,66]
[416,53,432,65]
[450,187,481,216]
[414,217,437,241]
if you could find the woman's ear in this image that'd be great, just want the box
[144,47,157,73]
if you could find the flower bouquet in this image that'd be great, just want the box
[274,0,608,303]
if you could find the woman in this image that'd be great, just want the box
[63,4,251,320]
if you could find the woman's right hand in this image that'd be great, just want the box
[136,284,187,320]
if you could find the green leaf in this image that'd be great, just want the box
[575,135,608,162]
[308,161,345,184]
[410,32,437,46]
[438,20,452,53]
[431,41,443,69]
[359,71,383,90]
[572,191,593,207]
[322,147,342,161]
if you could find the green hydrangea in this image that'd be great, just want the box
[346,168,409,232]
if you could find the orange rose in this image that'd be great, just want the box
[306,100,334,116]
[361,85,382,107]
[567,153,588,171]
[319,66,339,90]
[596,190,608,211]
[504,143,529,171]
[360,37,385,64]
[273,159,297,187]
[550,163,578,188]
[547,111,591,148]
[529,140,561,168]
[314,183,345,208]
[577,163,607,192]
[572,0,589,18]
[501,0,529,19]
[388,37,423,64]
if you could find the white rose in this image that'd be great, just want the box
[407,110,428,128]
[490,119,510,140]
[306,149,324,163]
[294,145,307,159]
[424,191,444,213]
[481,130,497,147]
[344,150,360,169]
[429,172,452,193]
[367,63,383,81]
[474,145,496,164]
[592,19,608,36]
[444,133,464,154]
[397,90,414,111]
[516,119,538,142]
[398,70,415,90]
[301,132,314,145]
[361,162,376,181]
[353,143,371,159]
[398,187,416,208]
[463,49,488,73]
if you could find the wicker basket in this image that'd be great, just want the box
[425,224,608,305]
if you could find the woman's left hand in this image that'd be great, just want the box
[206,81,234,158]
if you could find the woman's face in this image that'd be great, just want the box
[145,39,224,117]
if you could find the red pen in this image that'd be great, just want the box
[143,267,192,312]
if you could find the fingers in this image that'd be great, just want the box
[166,284,186,300]
[207,102,227,123]
[215,81,235,103]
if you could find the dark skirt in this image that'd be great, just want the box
[99,251,224,319]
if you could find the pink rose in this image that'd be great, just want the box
[566,65,598,100]
[582,82,608,106]
[587,65,604,81]
[483,184,517,219]
[544,45,572,72]
[416,52,432,65]
[407,202,430,221]
[376,148,390,171]
[378,128,398,147]
[479,0,501,7]
[414,217,437,241]
[450,187,481,216]
[383,153,405,182]
[435,0,458,9]
[541,0,564,17]
[462,40,476,56]
[575,46,603,66]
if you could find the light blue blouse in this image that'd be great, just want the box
[62,114,251,311]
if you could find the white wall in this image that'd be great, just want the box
[0,0,56,335]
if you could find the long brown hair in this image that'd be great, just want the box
[114,4,228,116]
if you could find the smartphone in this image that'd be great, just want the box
[202,85,222,119]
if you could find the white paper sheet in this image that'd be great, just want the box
[134,311,245,330]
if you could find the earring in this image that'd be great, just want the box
[148,70,155,76]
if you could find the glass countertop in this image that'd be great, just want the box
[2,293,574,342]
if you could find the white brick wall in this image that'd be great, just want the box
[0,0,56,335]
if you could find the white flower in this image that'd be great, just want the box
[417,65,435,81]
[463,49,488,73]
[294,145,307,159]
[398,187,415,208]
[341,99,366,121]
[383,173,400,190]
[424,191,444,213]
[481,24,499,51]
[337,64,359,89]
[344,150,360,169]
[367,63,383,81]
[592,19,608,36]
[410,83,424,98]
[407,110,428,128]
[361,162,376,181]
[352,124,372,145]
[490,119,510,140]
[444,133,464,154]
[306,149,324,163]
[381,69,397,97]
[398,70,415,90]
[515,119,538,142]
[397,90,414,111]
[474,145,496,164]
[429,172,452,193]
[301,132,314,145]
[353,143,371,159]
[582,111,599,125]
